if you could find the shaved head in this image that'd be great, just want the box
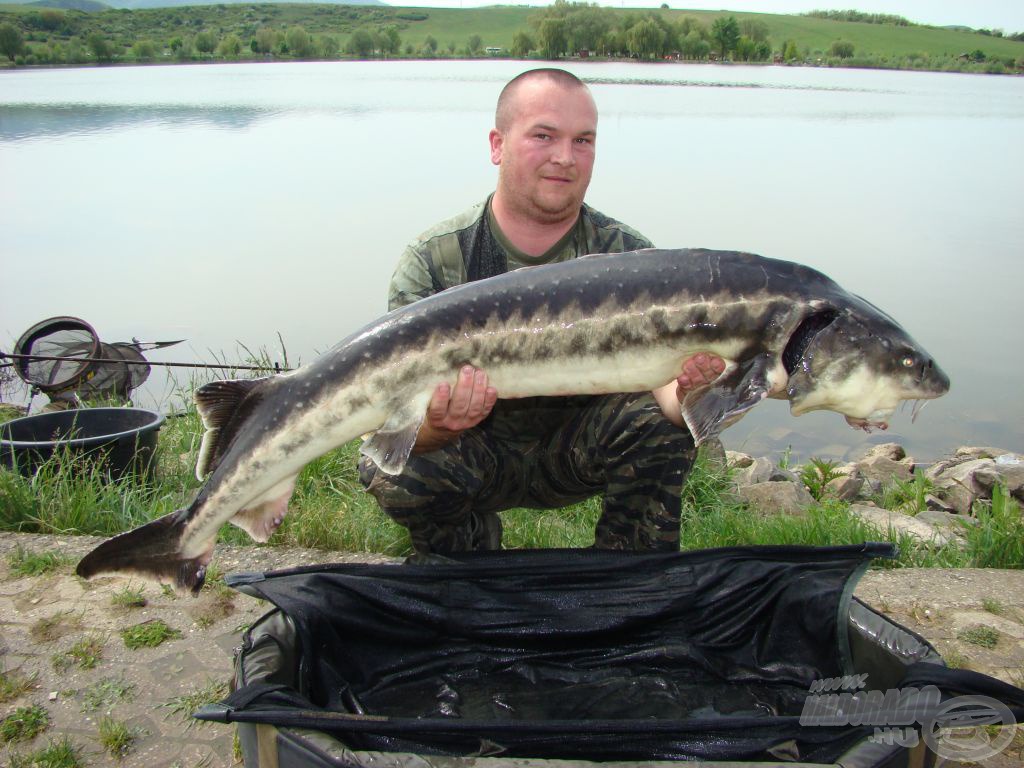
[495,68,592,133]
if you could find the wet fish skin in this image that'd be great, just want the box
[75,248,950,594]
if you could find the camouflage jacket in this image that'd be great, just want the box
[387,196,654,441]
[387,195,653,311]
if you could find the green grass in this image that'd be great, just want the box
[0,704,50,744]
[110,585,147,609]
[120,619,182,650]
[160,678,229,729]
[6,546,72,578]
[52,635,104,672]
[80,676,134,713]
[97,716,138,761]
[0,667,37,703]
[958,624,1000,649]
[7,735,83,768]
[960,484,1024,568]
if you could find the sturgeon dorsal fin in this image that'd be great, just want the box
[194,378,265,479]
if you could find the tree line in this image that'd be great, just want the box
[516,2,776,62]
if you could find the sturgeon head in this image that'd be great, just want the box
[782,298,950,431]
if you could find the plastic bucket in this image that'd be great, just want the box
[0,407,165,479]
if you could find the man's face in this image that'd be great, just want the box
[489,80,597,225]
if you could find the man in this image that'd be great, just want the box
[359,68,724,557]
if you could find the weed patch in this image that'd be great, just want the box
[0,667,37,703]
[7,735,83,767]
[97,716,140,760]
[80,676,134,713]
[110,585,147,609]
[120,619,182,649]
[958,624,1000,649]
[1,704,50,743]
[52,635,104,672]
[161,678,229,728]
[6,546,72,578]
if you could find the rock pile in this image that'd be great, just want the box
[722,442,1023,546]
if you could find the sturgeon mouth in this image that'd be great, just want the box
[782,309,840,376]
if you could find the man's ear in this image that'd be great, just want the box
[488,129,503,166]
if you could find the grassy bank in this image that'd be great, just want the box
[1,404,1021,569]
[0,3,1021,74]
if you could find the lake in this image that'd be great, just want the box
[1,60,1021,464]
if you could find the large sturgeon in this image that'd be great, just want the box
[77,248,949,592]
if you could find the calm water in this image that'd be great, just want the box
[1,61,1022,463]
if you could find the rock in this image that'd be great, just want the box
[732,457,799,487]
[825,471,865,502]
[737,481,814,517]
[923,494,957,513]
[861,442,907,462]
[855,455,914,487]
[725,451,754,469]
[927,458,996,515]
[915,510,976,543]
[848,504,951,547]
[955,446,1018,461]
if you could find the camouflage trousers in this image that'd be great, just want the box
[358,393,696,556]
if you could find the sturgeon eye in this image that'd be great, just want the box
[901,355,916,368]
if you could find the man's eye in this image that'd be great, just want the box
[535,133,550,140]
[575,137,592,145]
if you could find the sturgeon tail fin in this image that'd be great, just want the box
[76,510,213,596]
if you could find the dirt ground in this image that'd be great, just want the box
[1,532,1022,767]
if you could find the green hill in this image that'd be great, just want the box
[0,3,1020,71]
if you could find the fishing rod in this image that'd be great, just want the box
[0,351,293,373]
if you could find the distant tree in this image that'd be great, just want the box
[194,30,217,55]
[169,36,183,52]
[680,30,709,59]
[345,27,374,58]
[564,6,611,52]
[710,15,739,58]
[447,40,456,54]
[86,32,114,62]
[627,18,665,59]
[782,39,799,62]
[286,26,313,58]
[254,27,277,55]
[754,40,771,61]
[319,35,339,58]
[381,25,401,56]
[969,49,986,62]
[467,33,482,55]
[734,35,756,61]
[676,16,705,39]
[537,17,567,58]
[133,39,158,61]
[218,33,242,58]
[423,34,438,54]
[0,22,25,62]
[510,31,534,57]
[829,40,855,58]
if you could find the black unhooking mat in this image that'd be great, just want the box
[199,545,1024,765]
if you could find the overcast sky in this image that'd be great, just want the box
[388,1,1024,33]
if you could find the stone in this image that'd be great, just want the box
[725,451,754,469]
[848,504,951,547]
[855,455,914,487]
[861,442,907,462]
[700,437,727,466]
[923,494,957,513]
[733,456,775,486]
[737,481,814,517]
[825,472,865,502]
[927,458,995,514]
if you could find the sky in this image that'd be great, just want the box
[386,0,1024,33]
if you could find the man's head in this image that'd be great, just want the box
[489,69,597,227]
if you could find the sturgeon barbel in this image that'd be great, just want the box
[77,248,949,592]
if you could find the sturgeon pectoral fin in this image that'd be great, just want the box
[681,355,771,445]
[76,509,214,596]
[230,476,297,542]
[360,406,427,476]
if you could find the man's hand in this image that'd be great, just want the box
[676,353,726,399]
[413,366,499,454]
[653,353,726,429]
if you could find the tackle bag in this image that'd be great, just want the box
[198,545,1024,767]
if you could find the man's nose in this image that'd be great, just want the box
[550,138,575,166]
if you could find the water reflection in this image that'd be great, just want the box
[0,104,278,142]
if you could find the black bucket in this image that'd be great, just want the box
[0,408,165,480]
